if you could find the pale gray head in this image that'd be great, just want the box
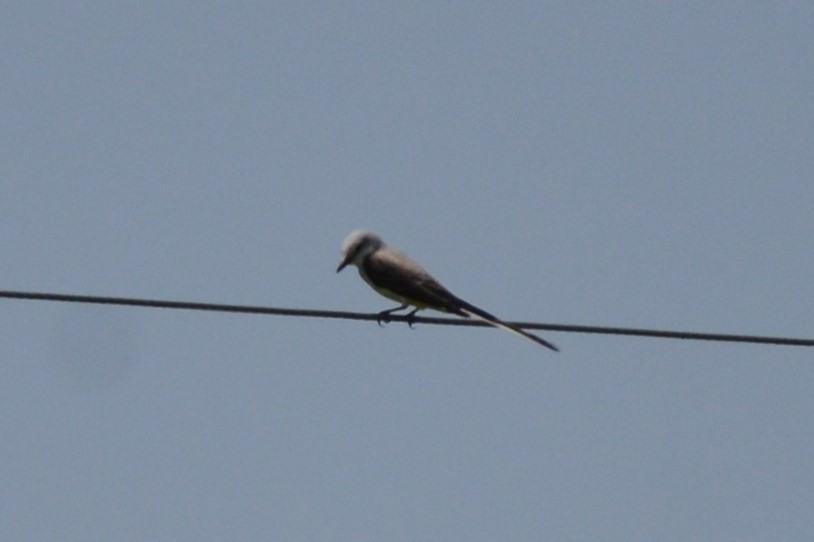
[336,230,386,273]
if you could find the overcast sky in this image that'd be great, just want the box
[2,2,813,540]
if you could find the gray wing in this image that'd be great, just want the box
[366,248,560,351]
[363,248,466,314]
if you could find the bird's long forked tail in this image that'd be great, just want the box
[458,307,559,352]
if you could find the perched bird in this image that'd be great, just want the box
[336,230,558,351]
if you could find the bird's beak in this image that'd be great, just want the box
[336,257,349,273]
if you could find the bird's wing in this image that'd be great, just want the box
[366,247,559,351]
[363,248,464,313]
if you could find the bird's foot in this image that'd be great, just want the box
[376,304,408,327]
[376,311,391,327]
[405,308,419,329]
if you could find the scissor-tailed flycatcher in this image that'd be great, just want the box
[336,230,559,351]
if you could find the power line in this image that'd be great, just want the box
[1,289,811,348]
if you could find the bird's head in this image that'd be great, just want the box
[336,230,385,272]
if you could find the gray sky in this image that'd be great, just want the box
[2,2,813,540]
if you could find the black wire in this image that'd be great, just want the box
[1,290,811,347]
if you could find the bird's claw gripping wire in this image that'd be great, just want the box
[376,305,419,328]
[376,304,408,327]
[405,308,419,329]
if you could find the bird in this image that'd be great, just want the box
[336,230,559,351]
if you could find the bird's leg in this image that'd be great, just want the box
[377,304,409,326]
[405,308,420,328]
